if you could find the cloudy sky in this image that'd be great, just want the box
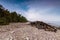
[0,0,60,24]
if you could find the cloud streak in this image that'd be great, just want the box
[21,1,60,22]
[24,7,60,22]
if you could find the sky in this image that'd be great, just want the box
[0,0,60,25]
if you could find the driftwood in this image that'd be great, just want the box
[30,21,57,32]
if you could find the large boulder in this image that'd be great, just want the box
[30,21,57,32]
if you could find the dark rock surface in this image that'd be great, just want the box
[30,21,57,32]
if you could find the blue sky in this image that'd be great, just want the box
[0,0,60,24]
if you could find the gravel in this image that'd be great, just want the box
[0,23,60,40]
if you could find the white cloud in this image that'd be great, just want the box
[23,6,60,22]
[18,1,60,23]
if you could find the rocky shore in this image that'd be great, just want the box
[0,23,60,40]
